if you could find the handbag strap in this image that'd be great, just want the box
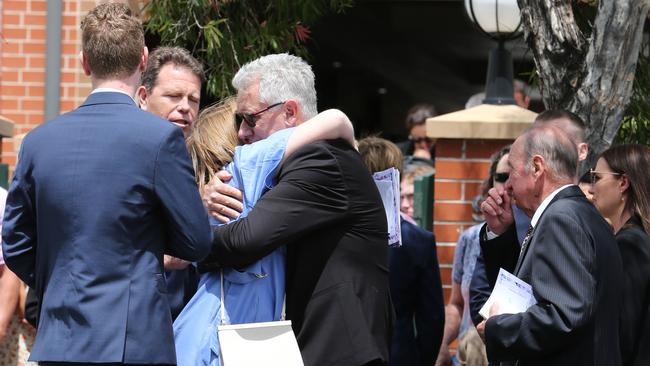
[219,269,287,325]
[220,269,226,326]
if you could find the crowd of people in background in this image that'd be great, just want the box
[0,3,649,366]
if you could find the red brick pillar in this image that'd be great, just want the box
[434,138,512,302]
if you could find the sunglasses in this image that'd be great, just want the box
[410,136,432,144]
[235,101,285,129]
[494,172,509,183]
[589,169,622,185]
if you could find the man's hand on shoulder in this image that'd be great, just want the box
[480,187,513,236]
[202,170,244,224]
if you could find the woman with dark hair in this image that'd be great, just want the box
[588,144,650,366]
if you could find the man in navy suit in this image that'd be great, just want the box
[1,3,211,365]
[137,46,206,320]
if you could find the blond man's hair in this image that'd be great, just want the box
[81,3,144,79]
[186,98,240,192]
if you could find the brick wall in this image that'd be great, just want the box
[0,0,137,172]
[433,138,513,302]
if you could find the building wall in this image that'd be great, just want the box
[0,0,135,170]
[433,138,513,302]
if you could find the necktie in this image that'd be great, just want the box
[515,225,534,274]
[520,225,534,255]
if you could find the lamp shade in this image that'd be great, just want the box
[464,0,521,36]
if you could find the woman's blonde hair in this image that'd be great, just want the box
[186,97,240,192]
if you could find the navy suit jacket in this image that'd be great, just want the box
[1,92,212,364]
[389,219,444,366]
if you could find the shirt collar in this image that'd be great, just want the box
[530,184,574,227]
[91,87,136,103]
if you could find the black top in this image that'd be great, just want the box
[616,216,650,366]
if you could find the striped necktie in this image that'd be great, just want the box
[515,225,534,274]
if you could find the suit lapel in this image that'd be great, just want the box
[514,185,584,276]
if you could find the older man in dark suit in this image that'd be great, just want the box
[1,4,211,365]
[476,125,623,366]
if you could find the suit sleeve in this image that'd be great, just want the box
[479,224,519,288]
[201,143,349,269]
[1,147,37,288]
[485,211,597,361]
[154,128,212,262]
[469,252,491,326]
[415,231,445,364]
[616,227,650,365]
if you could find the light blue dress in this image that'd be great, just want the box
[173,128,294,366]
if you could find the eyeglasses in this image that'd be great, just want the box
[409,136,432,144]
[494,172,510,183]
[589,169,622,185]
[235,101,285,129]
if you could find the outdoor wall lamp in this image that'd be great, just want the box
[464,0,523,105]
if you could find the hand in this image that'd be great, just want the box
[480,186,514,236]
[476,320,487,343]
[434,345,452,366]
[476,302,500,344]
[202,170,244,223]
[164,255,191,270]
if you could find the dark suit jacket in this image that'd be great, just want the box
[389,219,444,366]
[1,92,212,364]
[616,216,650,366]
[484,186,623,366]
[203,139,393,366]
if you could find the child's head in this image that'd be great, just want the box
[357,136,403,175]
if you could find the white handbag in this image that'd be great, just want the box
[217,270,304,366]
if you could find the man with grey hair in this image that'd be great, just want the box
[201,53,393,366]
[475,125,623,365]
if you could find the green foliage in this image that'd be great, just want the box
[144,0,353,100]
[616,45,650,146]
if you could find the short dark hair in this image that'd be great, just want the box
[483,144,511,196]
[141,46,205,92]
[404,103,437,130]
[534,110,586,143]
[81,3,144,79]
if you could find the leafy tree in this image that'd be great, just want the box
[144,0,353,100]
[616,46,650,146]
[517,0,649,172]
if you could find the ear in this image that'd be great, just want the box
[283,100,300,127]
[531,155,545,180]
[79,51,91,76]
[620,173,630,194]
[136,86,148,109]
[139,46,149,72]
[578,143,588,161]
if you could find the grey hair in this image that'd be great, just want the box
[522,125,578,182]
[232,53,318,118]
